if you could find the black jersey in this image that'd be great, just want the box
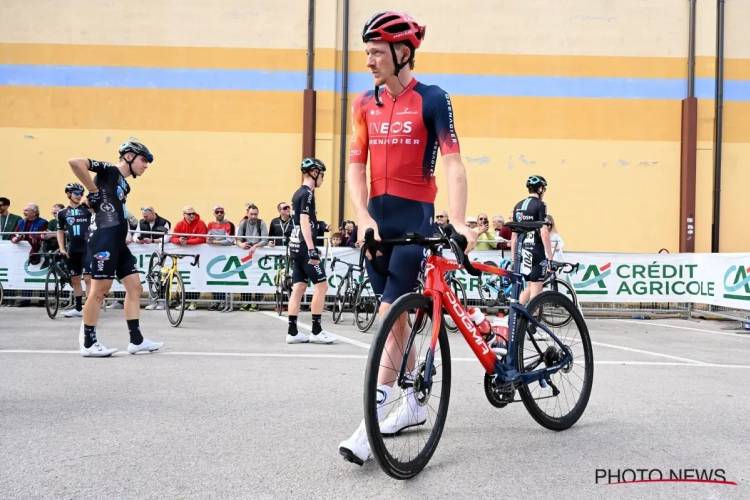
[289,185,318,254]
[87,159,131,230]
[512,196,548,254]
[56,206,91,253]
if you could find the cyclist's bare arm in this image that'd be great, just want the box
[442,153,476,253]
[67,159,98,193]
[510,232,518,263]
[299,214,315,248]
[56,229,66,255]
[541,224,553,260]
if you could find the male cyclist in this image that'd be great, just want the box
[510,175,554,306]
[339,11,476,465]
[286,158,336,345]
[56,183,92,318]
[68,142,164,357]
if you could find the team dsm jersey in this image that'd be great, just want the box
[289,185,318,253]
[513,196,548,253]
[57,206,91,253]
[87,160,131,230]
[349,78,461,204]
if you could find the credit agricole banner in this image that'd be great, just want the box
[2,242,749,309]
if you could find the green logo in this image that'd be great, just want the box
[574,263,610,295]
[723,264,750,301]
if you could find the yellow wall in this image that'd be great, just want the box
[1,0,748,252]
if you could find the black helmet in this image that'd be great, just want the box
[526,175,547,191]
[119,141,154,163]
[301,158,326,174]
[65,182,84,194]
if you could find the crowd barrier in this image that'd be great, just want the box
[3,240,750,313]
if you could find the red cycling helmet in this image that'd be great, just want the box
[362,11,426,50]
[362,11,426,106]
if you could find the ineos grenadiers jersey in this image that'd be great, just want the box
[56,206,91,253]
[512,196,548,254]
[87,160,131,230]
[289,185,318,254]
[349,78,461,204]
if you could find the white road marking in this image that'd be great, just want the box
[614,319,750,339]
[3,350,750,369]
[261,311,372,349]
[591,340,707,365]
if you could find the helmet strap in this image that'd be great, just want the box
[375,43,410,107]
[124,156,137,179]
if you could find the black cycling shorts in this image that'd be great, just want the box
[67,251,88,277]
[87,225,138,281]
[365,194,433,304]
[291,249,328,285]
[522,249,547,283]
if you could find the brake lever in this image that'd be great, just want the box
[192,255,200,267]
[360,228,390,277]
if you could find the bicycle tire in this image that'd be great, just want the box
[0,281,4,306]
[166,271,185,327]
[332,275,349,324]
[353,279,377,332]
[364,292,452,480]
[146,252,161,300]
[514,290,594,431]
[44,265,60,319]
[540,277,577,328]
[444,278,467,332]
[275,272,284,316]
[406,280,428,334]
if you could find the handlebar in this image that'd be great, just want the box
[548,260,579,274]
[359,227,483,278]
[331,256,363,272]
[165,253,201,267]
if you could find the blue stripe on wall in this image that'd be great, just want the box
[0,64,748,101]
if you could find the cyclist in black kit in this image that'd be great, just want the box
[56,183,92,318]
[68,141,164,357]
[286,158,335,345]
[511,175,554,306]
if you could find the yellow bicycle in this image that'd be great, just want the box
[145,238,200,327]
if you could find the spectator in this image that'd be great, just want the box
[434,209,454,237]
[207,205,235,246]
[340,220,358,248]
[205,205,236,311]
[268,201,295,247]
[236,203,268,255]
[465,215,478,230]
[492,215,511,252]
[546,215,565,262]
[658,248,670,254]
[0,197,21,241]
[137,206,171,243]
[10,203,48,307]
[330,232,343,247]
[169,206,207,311]
[40,204,65,261]
[170,206,208,246]
[475,213,494,250]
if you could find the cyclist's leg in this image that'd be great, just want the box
[303,260,334,343]
[63,252,86,317]
[80,228,119,356]
[287,256,310,342]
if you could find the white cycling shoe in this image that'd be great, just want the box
[80,342,119,357]
[309,331,336,344]
[339,420,371,466]
[127,338,164,354]
[379,395,427,436]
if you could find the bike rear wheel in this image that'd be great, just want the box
[514,291,593,431]
[332,276,349,324]
[364,292,452,480]
[540,277,578,328]
[353,279,377,332]
[166,271,185,327]
[44,265,61,319]
[0,281,4,306]
[146,252,161,300]
[443,278,467,332]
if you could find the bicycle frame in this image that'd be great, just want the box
[417,253,572,387]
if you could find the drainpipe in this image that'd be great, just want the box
[337,0,350,227]
[679,0,697,253]
[711,0,725,253]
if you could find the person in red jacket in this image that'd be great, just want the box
[170,206,207,245]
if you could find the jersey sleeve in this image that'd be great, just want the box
[538,201,548,223]
[349,93,369,164]
[300,189,314,215]
[426,88,460,156]
[56,210,66,229]
[87,159,116,173]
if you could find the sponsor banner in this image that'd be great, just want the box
[1,242,749,309]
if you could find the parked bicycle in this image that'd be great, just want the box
[32,251,73,319]
[358,224,593,479]
[145,238,200,327]
[330,257,378,332]
[273,248,293,316]
[408,269,467,333]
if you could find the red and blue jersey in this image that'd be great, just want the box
[349,78,461,204]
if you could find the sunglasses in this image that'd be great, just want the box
[71,191,83,196]
[436,215,445,218]
[214,211,224,215]
[281,205,290,210]
[184,212,196,216]
[478,218,488,221]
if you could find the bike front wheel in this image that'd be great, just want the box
[514,290,594,431]
[44,265,61,319]
[146,252,162,300]
[332,276,349,324]
[443,278,467,332]
[166,271,185,327]
[364,292,452,480]
[353,279,377,332]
